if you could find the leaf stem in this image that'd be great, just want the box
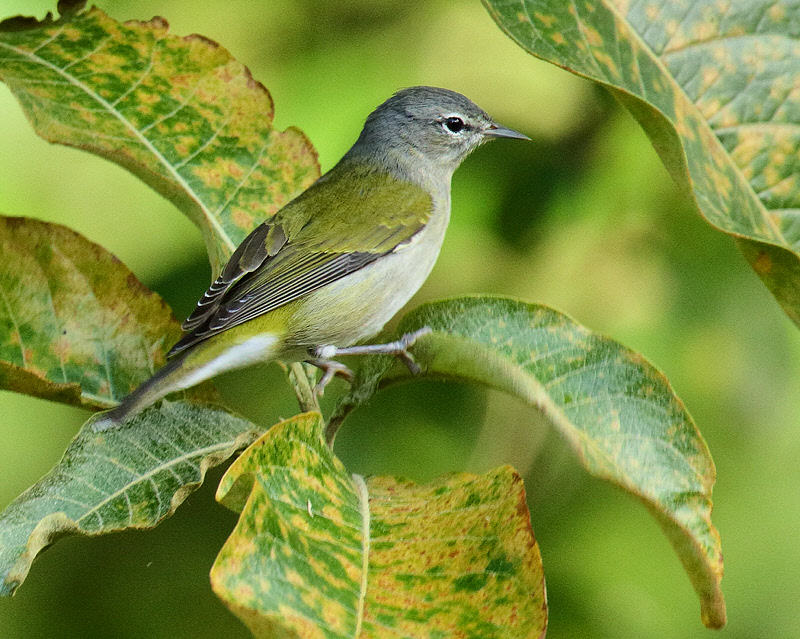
[286,362,321,415]
[325,406,352,448]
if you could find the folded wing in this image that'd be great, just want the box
[168,167,432,357]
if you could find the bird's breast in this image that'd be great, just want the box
[287,207,450,348]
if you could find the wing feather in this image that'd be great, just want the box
[181,223,286,332]
[168,166,432,358]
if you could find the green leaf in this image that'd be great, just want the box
[0,400,261,597]
[212,412,547,639]
[0,2,319,274]
[335,296,724,629]
[483,0,800,327]
[0,218,262,596]
[0,214,213,409]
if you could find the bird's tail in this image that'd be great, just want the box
[92,352,190,432]
[91,332,283,431]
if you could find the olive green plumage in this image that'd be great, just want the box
[93,86,528,430]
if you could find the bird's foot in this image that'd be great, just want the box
[304,358,354,397]
[309,326,432,390]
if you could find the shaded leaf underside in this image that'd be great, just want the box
[0,401,262,596]
[483,0,800,326]
[337,296,724,628]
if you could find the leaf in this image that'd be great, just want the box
[212,412,547,639]
[0,214,213,409]
[483,0,800,327]
[0,400,262,596]
[0,1,319,274]
[0,216,262,596]
[334,296,724,629]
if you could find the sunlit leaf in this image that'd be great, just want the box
[483,0,800,327]
[0,400,261,596]
[212,412,547,639]
[0,215,215,409]
[335,296,724,629]
[0,1,319,274]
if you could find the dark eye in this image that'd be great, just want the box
[444,116,465,133]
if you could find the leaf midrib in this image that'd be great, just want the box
[0,29,236,254]
[351,473,370,638]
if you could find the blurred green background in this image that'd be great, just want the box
[1,1,799,637]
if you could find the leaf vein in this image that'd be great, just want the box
[108,39,158,108]
[0,278,26,368]
[59,35,113,73]
[74,439,233,524]
[0,39,235,253]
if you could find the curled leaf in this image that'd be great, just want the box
[212,412,547,639]
[336,296,724,628]
[483,0,800,327]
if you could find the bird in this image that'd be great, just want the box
[92,86,529,431]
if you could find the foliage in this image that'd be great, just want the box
[0,0,318,275]
[4,0,796,636]
[212,412,546,639]
[0,215,188,408]
[484,0,800,327]
[0,401,260,596]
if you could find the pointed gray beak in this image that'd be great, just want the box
[485,123,530,140]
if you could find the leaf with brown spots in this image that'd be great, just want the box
[483,0,800,328]
[334,296,724,629]
[212,411,547,639]
[0,401,262,597]
[0,214,210,409]
[0,1,319,275]
[0,215,266,596]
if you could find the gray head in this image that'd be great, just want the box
[345,86,528,182]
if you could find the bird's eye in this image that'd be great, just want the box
[444,116,465,133]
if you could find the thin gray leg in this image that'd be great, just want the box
[307,326,432,395]
[304,358,354,397]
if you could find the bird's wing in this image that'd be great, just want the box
[168,167,432,357]
[180,222,287,332]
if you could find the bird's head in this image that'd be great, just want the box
[351,86,529,179]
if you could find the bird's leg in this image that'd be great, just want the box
[304,357,354,397]
[312,326,433,383]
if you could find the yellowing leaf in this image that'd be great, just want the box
[0,2,319,274]
[212,412,546,639]
[0,401,262,596]
[483,0,800,327]
[0,216,263,596]
[0,215,198,409]
[335,296,724,629]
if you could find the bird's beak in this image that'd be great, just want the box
[485,123,530,140]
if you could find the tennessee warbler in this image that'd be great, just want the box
[94,86,528,430]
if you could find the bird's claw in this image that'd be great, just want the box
[305,358,354,397]
[394,326,431,375]
[307,325,433,392]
